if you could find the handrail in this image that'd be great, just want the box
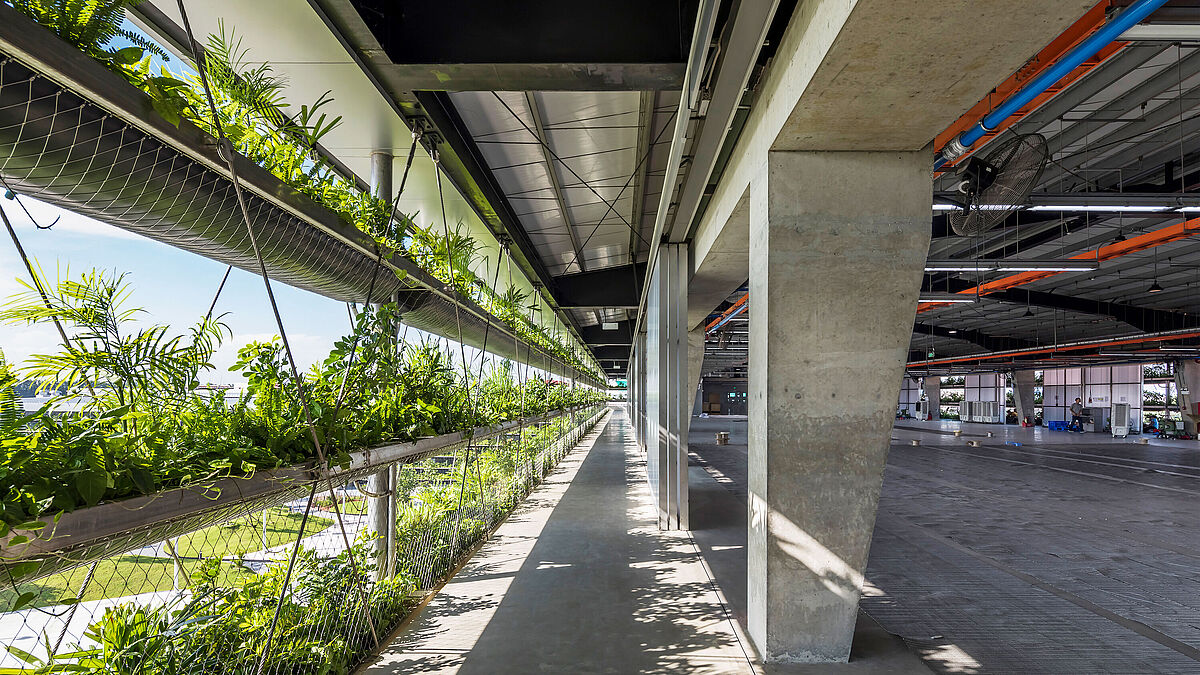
[0,404,603,584]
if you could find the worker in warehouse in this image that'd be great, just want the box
[1069,397,1085,433]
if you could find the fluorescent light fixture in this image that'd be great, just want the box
[1028,205,1170,212]
[601,322,618,330]
[1119,24,1200,41]
[932,204,1019,211]
[924,259,1099,272]
[1178,207,1200,213]
[1097,352,1139,357]
[919,293,978,304]
[1158,346,1200,352]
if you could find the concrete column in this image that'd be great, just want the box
[646,243,691,530]
[1012,370,1037,426]
[688,327,706,424]
[922,377,941,420]
[1176,360,1200,434]
[748,149,930,663]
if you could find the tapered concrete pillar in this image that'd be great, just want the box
[922,377,941,420]
[1012,370,1037,426]
[748,149,930,663]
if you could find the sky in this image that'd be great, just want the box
[0,196,349,385]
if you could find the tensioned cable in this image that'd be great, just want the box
[0,201,97,401]
[327,132,421,437]
[254,125,423,675]
[204,264,233,322]
[550,106,676,289]
[0,198,104,632]
[463,243,508,499]
[171,0,379,658]
[432,147,488,559]
[0,174,59,229]
[490,92,649,247]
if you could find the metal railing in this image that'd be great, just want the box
[0,405,607,674]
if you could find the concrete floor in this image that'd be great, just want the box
[688,417,932,674]
[362,406,756,674]
[691,416,1200,674]
[365,407,929,674]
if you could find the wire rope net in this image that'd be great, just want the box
[0,402,607,673]
[0,51,586,378]
[0,6,613,671]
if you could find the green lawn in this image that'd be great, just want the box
[312,495,369,515]
[173,506,333,558]
[1,508,333,612]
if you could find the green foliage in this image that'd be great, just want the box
[0,537,417,674]
[0,349,21,431]
[8,3,604,379]
[0,267,604,532]
[9,0,168,64]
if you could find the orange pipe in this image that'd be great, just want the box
[919,216,1200,313]
[934,2,1125,173]
[705,293,748,334]
[909,330,1200,368]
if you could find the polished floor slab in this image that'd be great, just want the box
[690,416,1200,674]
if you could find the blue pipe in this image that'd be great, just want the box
[934,0,1169,171]
[708,300,747,334]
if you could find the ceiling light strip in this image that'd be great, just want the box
[907,329,1200,368]
[917,215,1200,313]
[924,259,1099,272]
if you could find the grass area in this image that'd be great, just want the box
[1,508,333,612]
[173,507,333,558]
[312,495,369,515]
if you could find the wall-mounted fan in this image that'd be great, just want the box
[948,133,1048,237]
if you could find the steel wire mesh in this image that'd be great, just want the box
[0,405,606,674]
[0,52,570,374]
[0,56,400,304]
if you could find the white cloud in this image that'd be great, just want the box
[4,196,147,241]
[208,332,335,385]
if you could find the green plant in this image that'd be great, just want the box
[0,266,603,531]
[9,0,168,63]
[6,4,605,379]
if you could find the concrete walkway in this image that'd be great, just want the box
[361,406,756,674]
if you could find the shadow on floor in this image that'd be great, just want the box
[687,420,932,674]
[367,407,754,674]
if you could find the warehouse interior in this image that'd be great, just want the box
[4,0,1200,673]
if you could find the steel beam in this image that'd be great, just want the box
[524,92,588,274]
[667,0,779,242]
[629,91,656,265]
[554,263,645,310]
[578,319,635,347]
[913,322,1037,352]
[415,91,557,292]
[922,275,1195,333]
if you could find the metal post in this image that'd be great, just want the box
[366,150,394,580]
